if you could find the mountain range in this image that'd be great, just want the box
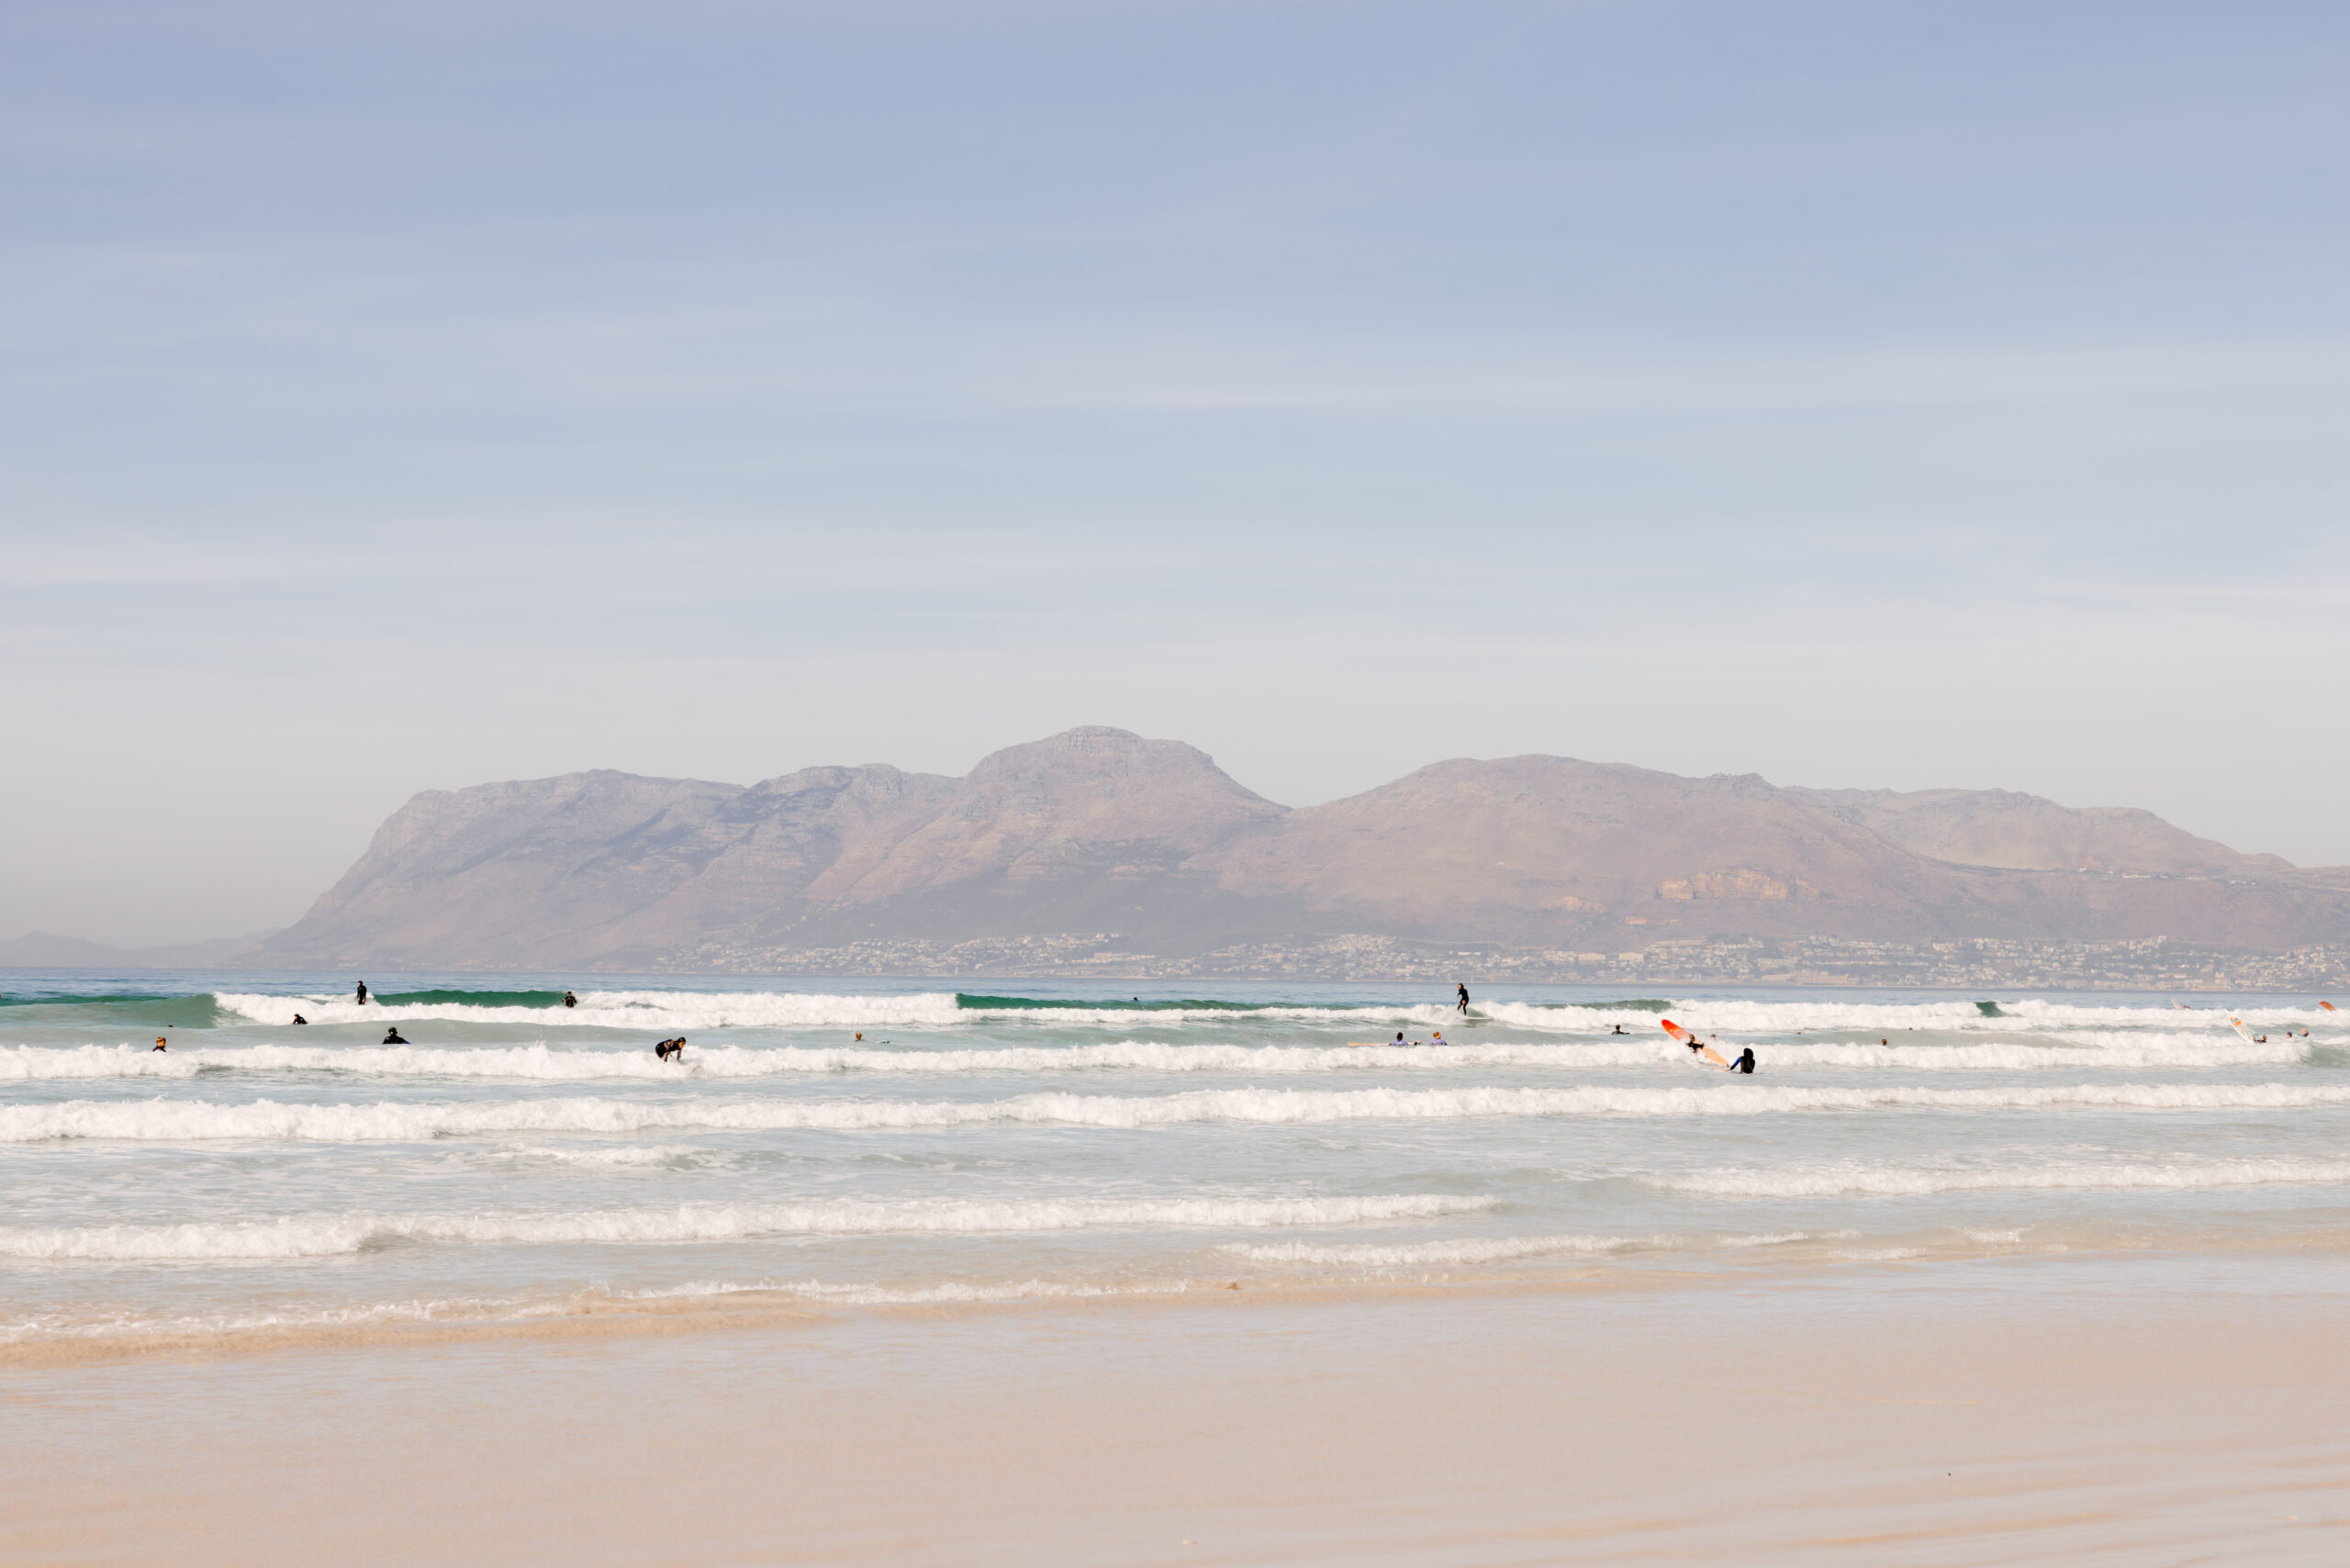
[243,726,2350,973]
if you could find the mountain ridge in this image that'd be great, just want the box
[244,726,2350,973]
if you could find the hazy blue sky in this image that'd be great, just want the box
[5,1,2346,945]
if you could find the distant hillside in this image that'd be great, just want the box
[251,727,2350,972]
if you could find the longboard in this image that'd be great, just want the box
[1661,1018,1729,1067]
[2228,1015,2258,1044]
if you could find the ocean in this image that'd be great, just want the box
[4,969,2345,1350]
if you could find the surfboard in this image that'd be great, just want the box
[2322,1001,2337,1013]
[1661,1018,1729,1067]
[2228,1015,2257,1044]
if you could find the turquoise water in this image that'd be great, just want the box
[3,969,2346,1345]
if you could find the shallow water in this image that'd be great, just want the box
[2,969,2344,1345]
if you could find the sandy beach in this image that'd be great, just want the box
[7,1257,2344,1565]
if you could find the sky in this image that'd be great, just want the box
[3,0,2346,946]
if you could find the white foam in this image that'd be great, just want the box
[1225,1233,1663,1266]
[11,1080,2350,1144]
[1650,1157,2350,1198]
[7,1031,2317,1083]
[213,990,971,1030]
[0,1193,1495,1261]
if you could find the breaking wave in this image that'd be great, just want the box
[1648,1157,2350,1198]
[10,1081,2350,1143]
[0,1193,1494,1261]
[5,1031,2318,1083]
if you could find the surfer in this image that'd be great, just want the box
[152,1036,167,1052]
[1610,1024,1627,1036]
[354,980,369,1005]
[1393,1031,1408,1047]
[1729,1047,1756,1074]
[291,1014,308,1025]
[655,1037,687,1062]
[1430,1030,1446,1047]
[382,1027,408,1045]
[563,991,577,1009]
[1456,983,1471,1015]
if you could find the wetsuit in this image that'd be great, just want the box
[383,1029,408,1045]
[563,991,577,1009]
[1457,985,1471,1015]
[355,982,369,1005]
[292,1014,308,1025]
[1730,1048,1755,1074]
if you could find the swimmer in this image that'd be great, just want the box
[382,1027,408,1045]
[1728,1047,1756,1074]
[291,1014,308,1025]
[355,980,369,1005]
[1456,983,1471,1015]
[1430,1030,1446,1047]
[562,991,577,1009]
[152,1036,167,1052]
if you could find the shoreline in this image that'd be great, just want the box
[8,1232,2347,1371]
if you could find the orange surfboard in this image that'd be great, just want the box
[1661,1018,1729,1067]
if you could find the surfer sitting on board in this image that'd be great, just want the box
[381,1027,408,1045]
[1729,1047,1755,1074]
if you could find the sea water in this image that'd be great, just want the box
[3,970,2345,1346]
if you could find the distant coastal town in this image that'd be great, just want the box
[670,932,2350,991]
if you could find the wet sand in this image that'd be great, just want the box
[6,1260,2346,1565]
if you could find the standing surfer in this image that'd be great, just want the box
[355,980,369,1005]
[1456,983,1471,1016]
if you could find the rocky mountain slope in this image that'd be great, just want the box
[252,727,2350,970]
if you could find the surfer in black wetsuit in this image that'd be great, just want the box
[655,1037,686,1062]
[1610,1024,1627,1036]
[563,991,577,1009]
[1456,983,1471,1015]
[292,1014,308,1025]
[1729,1047,1755,1074]
[153,1036,167,1052]
[382,1026,408,1045]
[355,981,369,1005]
